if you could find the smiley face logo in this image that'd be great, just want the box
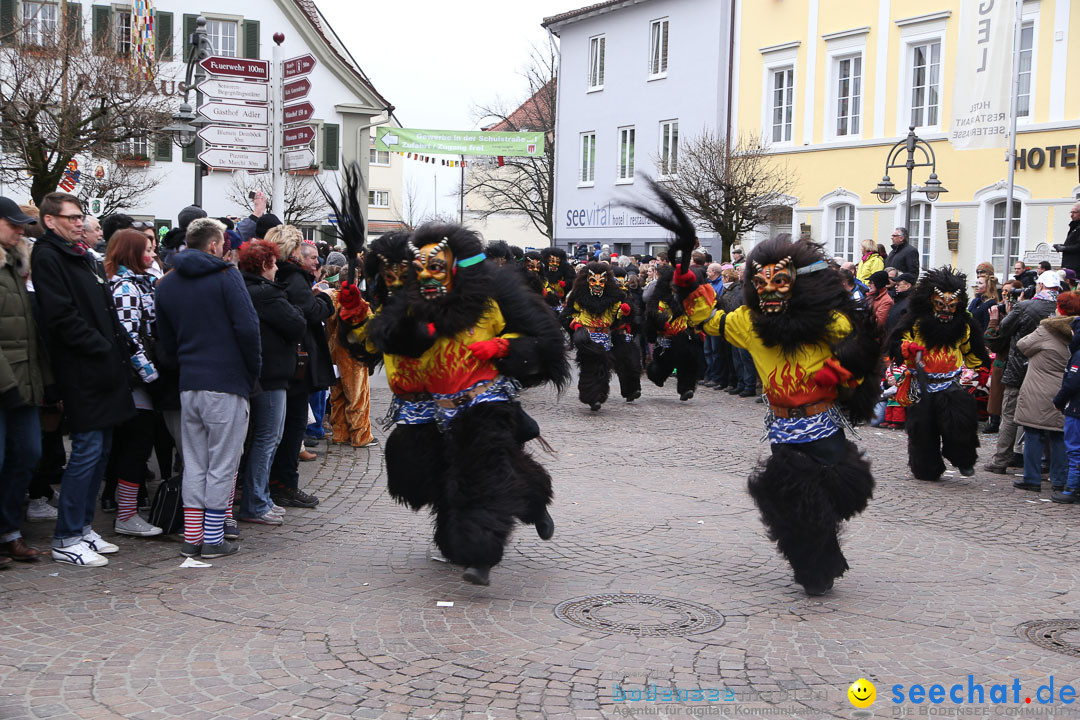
[847,678,876,708]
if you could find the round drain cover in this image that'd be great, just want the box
[554,594,725,637]
[1017,619,1080,658]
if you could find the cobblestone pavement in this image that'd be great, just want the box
[3,372,1080,720]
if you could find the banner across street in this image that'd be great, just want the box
[375,127,545,157]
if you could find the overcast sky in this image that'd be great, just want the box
[319,0,576,219]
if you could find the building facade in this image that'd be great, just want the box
[544,0,734,258]
[0,0,393,243]
[367,125,407,237]
[734,0,1080,277]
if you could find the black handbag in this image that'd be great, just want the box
[148,474,183,535]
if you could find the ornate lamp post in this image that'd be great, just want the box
[870,125,948,239]
[162,16,214,207]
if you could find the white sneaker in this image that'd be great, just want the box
[82,529,119,554]
[52,541,108,567]
[271,503,286,515]
[114,515,163,537]
[26,498,58,521]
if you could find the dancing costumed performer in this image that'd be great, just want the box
[611,267,643,402]
[363,223,569,586]
[644,264,702,401]
[626,179,881,596]
[561,262,632,411]
[540,247,575,311]
[520,251,547,300]
[888,268,989,481]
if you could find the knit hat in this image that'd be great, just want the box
[1037,270,1062,288]
[976,261,995,276]
[254,213,282,239]
[225,230,244,252]
[325,251,347,267]
[869,270,890,291]
[177,204,207,230]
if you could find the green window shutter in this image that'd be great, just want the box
[182,14,197,61]
[92,5,112,53]
[155,11,173,61]
[64,4,83,47]
[243,19,260,59]
[0,0,14,45]
[154,138,172,162]
[182,141,197,163]
[322,123,339,170]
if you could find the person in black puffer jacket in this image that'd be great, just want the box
[236,239,306,523]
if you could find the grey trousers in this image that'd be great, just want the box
[180,390,249,511]
[992,385,1025,466]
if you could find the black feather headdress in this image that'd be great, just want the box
[318,161,366,284]
[621,177,698,273]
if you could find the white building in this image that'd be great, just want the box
[367,124,408,237]
[1,0,394,243]
[543,0,733,258]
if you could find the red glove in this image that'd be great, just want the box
[337,282,368,322]
[558,280,566,289]
[468,337,510,362]
[570,321,584,331]
[901,341,925,363]
[673,268,697,288]
[426,322,437,338]
[813,358,853,388]
[619,303,631,316]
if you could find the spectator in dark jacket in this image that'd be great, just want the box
[266,226,334,508]
[1052,313,1080,503]
[1053,203,1080,275]
[156,218,261,559]
[884,227,920,276]
[1013,261,1038,290]
[886,273,915,334]
[32,192,135,567]
[236,239,306,524]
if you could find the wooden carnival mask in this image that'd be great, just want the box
[410,238,453,300]
[525,257,542,274]
[587,269,606,296]
[378,254,411,294]
[932,288,960,322]
[750,256,795,314]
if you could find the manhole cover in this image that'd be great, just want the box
[1017,620,1080,658]
[554,594,725,637]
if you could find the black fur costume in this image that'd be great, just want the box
[539,247,575,310]
[369,223,570,584]
[887,268,990,481]
[560,262,632,410]
[626,179,881,595]
[611,267,643,402]
[644,265,701,400]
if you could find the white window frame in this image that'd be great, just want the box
[114,8,132,56]
[578,132,596,186]
[990,201,1023,278]
[587,34,606,92]
[891,195,936,273]
[907,202,933,270]
[896,24,946,135]
[760,47,798,148]
[22,1,58,46]
[369,147,391,166]
[300,226,317,242]
[368,190,390,209]
[1016,15,1039,123]
[658,119,678,178]
[617,126,635,184]
[974,183,1030,281]
[827,52,864,140]
[648,17,669,79]
[205,18,239,58]
[830,203,857,262]
[124,136,149,159]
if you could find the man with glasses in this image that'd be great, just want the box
[1053,202,1080,275]
[884,227,920,277]
[30,192,135,567]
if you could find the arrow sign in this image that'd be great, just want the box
[283,124,317,148]
[199,101,269,125]
[283,148,315,170]
[283,54,317,79]
[282,101,314,125]
[199,56,269,82]
[381,133,399,147]
[283,77,311,103]
[198,78,269,103]
[198,124,269,148]
[198,147,269,171]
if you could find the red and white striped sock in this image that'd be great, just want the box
[226,478,236,521]
[183,507,204,546]
[116,479,140,521]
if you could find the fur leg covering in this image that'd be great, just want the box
[433,402,550,568]
[612,337,642,400]
[573,331,613,407]
[673,335,700,396]
[647,344,676,388]
[747,433,874,590]
[385,423,446,511]
[937,384,980,471]
[904,388,975,480]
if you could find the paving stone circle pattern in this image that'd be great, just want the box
[553,593,726,637]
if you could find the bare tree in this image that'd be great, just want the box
[0,10,173,204]
[658,131,796,261]
[226,171,330,226]
[75,160,164,216]
[396,176,425,230]
[465,38,557,241]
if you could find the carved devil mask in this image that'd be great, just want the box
[525,258,542,274]
[547,255,561,272]
[379,258,411,294]
[588,270,606,296]
[750,257,794,314]
[932,288,959,322]
[410,240,453,300]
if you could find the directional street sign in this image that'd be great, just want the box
[282,102,314,125]
[283,77,311,103]
[199,101,269,125]
[198,78,269,103]
[283,54,317,79]
[198,124,269,148]
[283,148,315,170]
[199,56,270,82]
[198,147,269,171]
[283,124,317,148]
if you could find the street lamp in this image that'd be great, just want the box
[166,16,214,206]
[162,102,198,149]
[869,125,948,239]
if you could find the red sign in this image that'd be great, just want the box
[283,101,314,125]
[199,56,270,82]
[283,77,311,102]
[283,54,317,79]
[283,124,316,148]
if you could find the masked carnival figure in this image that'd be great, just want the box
[520,250,547,300]
[888,268,989,482]
[611,266,643,402]
[644,264,702,401]
[560,262,633,411]
[627,180,882,596]
[353,223,570,586]
[540,247,575,311]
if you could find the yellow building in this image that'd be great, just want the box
[734,0,1080,277]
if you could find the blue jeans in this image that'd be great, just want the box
[241,389,286,518]
[0,405,42,542]
[54,428,113,547]
[1064,416,1080,493]
[1022,426,1066,488]
[732,347,756,392]
[306,390,328,438]
[870,401,887,427]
